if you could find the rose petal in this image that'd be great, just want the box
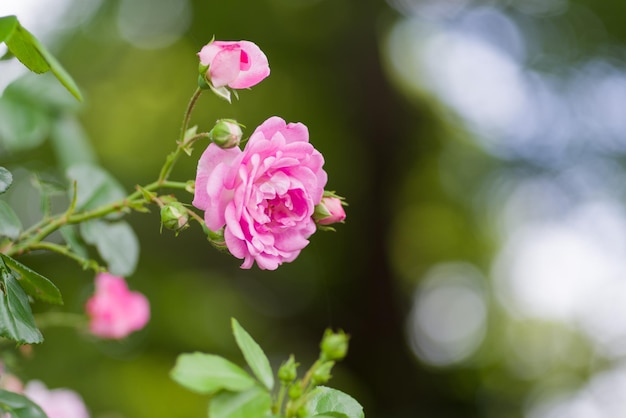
[209,47,242,88]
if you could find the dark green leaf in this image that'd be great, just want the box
[0,254,63,305]
[0,16,18,43]
[80,220,139,277]
[0,201,22,239]
[0,167,12,194]
[0,257,43,344]
[66,163,126,213]
[304,387,364,418]
[208,385,272,418]
[231,318,274,391]
[171,353,255,395]
[0,389,47,418]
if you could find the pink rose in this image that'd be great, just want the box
[198,40,270,89]
[24,381,89,418]
[85,273,150,339]
[314,196,346,226]
[193,116,327,270]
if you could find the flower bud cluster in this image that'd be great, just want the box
[282,328,350,417]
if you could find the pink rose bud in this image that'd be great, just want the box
[193,116,327,270]
[85,273,150,339]
[313,195,346,226]
[209,119,243,149]
[23,380,89,418]
[198,40,270,99]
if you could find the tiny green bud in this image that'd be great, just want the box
[278,354,298,383]
[320,329,349,361]
[311,361,335,385]
[209,119,242,149]
[288,380,303,400]
[160,201,189,233]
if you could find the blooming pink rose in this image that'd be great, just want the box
[193,116,327,270]
[315,196,346,226]
[198,40,270,89]
[24,381,89,418]
[85,273,150,339]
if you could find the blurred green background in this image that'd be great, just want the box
[4,0,626,417]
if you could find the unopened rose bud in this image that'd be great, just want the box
[288,380,303,400]
[313,194,346,226]
[278,355,298,383]
[160,201,189,233]
[311,361,334,385]
[202,224,228,251]
[209,119,243,149]
[320,329,349,362]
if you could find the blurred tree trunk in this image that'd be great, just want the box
[334,1,477,416]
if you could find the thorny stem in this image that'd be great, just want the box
[6,181,190,258]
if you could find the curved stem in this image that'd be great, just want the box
[6,181,191,258]
[29,242,105,273]
[158,87,203,183]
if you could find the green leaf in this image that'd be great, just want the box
[0,257,43,344]
[171,353,255,395]
[0,389,47,418]
[4,24,48,73]
[66,163,126,213]
[4,72,81,113]
[0,94,51,153]
[24,31,82,101]
[0,16,18,43]
[2,16,82,101]
[0,167,12,194]
[231,318,274,391]
[80,220,139,277]
[208,385,272,418]
[50,116,97,171]
[305,415,347,418]
[0,254,63,305]
[303,387,364,418]
[59,225,89,259]
[0,201,22,239]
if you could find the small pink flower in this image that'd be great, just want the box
[314,196,346,226]
[193,116,327,270]
[24,380,89,418]
[85,273,150,339]
[198,40,270,89]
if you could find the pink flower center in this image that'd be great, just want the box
[262,189,307,229]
